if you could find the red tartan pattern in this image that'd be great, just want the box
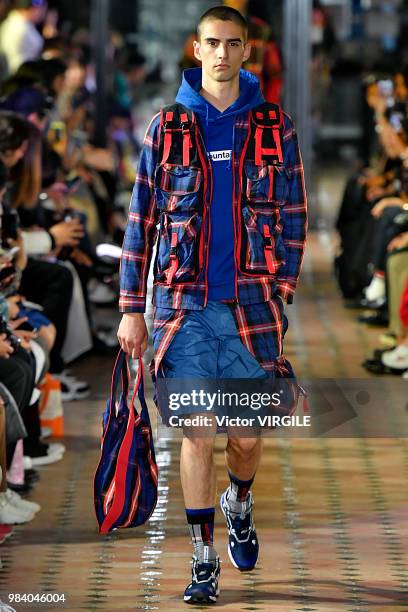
[120,102,307,387]
[119,108,307,314]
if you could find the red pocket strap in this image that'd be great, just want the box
[166,231,179,285]
[263,224,279,274]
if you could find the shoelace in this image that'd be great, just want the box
[192,559,218,582]
[228,497,254,536]
[231,512,252,536]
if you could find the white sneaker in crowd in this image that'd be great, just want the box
[23,456,33,470]
[47,442,65,455]
[88,280,117,305]
[381,345,408,370]
[94,328,119,348]
[41,426,52,439]
[364,274,386,302]
[0,493,35,524]
[0,598,17,611]
[29,443,65,467]
[54,371,90,401]
[5,489,40,514]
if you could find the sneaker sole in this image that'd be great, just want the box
[61,390,90,402]
[184,587,219,605]
[0,530,14,544]
[220,495,258,573]
[12,505,40,514]
[30,452,64,467]
[0,514,35,525]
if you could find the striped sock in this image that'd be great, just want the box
[226,472,255,514]
[186,507,216,562]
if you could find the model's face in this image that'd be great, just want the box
[194,19,250,84]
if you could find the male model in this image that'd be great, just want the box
[118,5,307,605]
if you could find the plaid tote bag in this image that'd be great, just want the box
[94,350,158,534]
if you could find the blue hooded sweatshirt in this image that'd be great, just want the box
[175,68,264,301]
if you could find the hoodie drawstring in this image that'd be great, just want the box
[204,104,210,149]
[227,121,235,171]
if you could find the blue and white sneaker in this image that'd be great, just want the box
[220,489,259,571]
[184,554,220,605]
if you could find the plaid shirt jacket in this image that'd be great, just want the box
[119,108,307,379]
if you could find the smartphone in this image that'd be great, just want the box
[378,79,394,98]
[2,246,20,259]
[17,321,36,332]
[65,176,81,193]
[0,263,15,283]
[21,300,44,312]
[389,111,403,132]
[1,210,19,241]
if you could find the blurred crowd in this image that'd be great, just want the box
[335,67,408,377]
[0,0,147,544]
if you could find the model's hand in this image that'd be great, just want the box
[117,313,148,359]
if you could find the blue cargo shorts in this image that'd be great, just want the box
[156,301,269,380]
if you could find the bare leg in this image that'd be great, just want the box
[225,436,262,481]
[180,432,217,508]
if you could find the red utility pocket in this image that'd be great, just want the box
[156,211,202,283]
[240,206,286,275]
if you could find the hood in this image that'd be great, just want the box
[175,67,264,120]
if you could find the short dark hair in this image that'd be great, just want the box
[197,6,248,40]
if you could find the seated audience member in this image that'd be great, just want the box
[380,271,408,375]
[0,0,47,77]
[0,111,93,398]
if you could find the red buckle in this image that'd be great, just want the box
[166,231,178,285]
[180,113,191,166]
[254,125,283,165]
[263,224,278,274]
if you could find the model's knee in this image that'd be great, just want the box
[227,437,260,456]
[183,434,215,457]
